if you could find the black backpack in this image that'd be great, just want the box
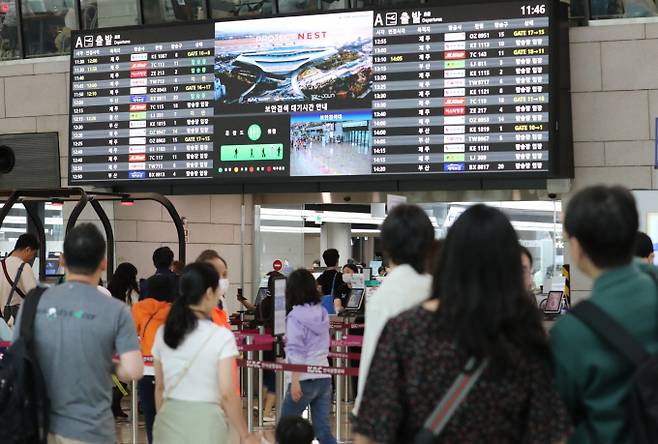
[571,271,658,444]
[0,287,49,444]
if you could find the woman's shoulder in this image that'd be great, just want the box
[379,306,437,346]
[389,305,435,328]
[201,320,237,341]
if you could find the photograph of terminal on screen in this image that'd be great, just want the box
[290,110,372,176]
[214,11,373,106]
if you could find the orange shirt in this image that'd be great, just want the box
[132,299,171,365]
[212,307,241,397]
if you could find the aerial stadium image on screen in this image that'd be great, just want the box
[290,110,372,176]
[214,11,373,105]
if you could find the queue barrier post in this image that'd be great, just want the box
[275,341,284,422]
[257,326,265,428]
[246,335,254,433]
[131,379,138,444]
[335,329,343,443]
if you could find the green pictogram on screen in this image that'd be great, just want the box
[247,124,262,141]
[220,144,284,161]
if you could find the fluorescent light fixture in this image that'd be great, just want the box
[259,208,439,227]
[511,221,560,231]
[2,216,27,225]
[260,226,321,234]
[0,227,31,233]
[449,201,562,212]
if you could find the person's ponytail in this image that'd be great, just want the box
[163,262,219,349]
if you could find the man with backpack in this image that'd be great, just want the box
[551,185,658,443]
[7,223,143,444]
[0,233,39,324]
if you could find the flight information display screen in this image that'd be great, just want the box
[69,0,567,186]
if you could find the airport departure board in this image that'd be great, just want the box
[69,0,570,186]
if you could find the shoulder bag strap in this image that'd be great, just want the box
[330,271,339,298]
[571,301,648,367]
[164,328,217,398]
[415,357,488,443]
[4,261,26,316]
[18,286,47,343]
[141,308,163,340]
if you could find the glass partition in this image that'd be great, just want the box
[210,0,272,17]
[253,204,305,297]
[21,0,77,57]
[81,0,139,29]
[420,201,564,293]
[253,200,565,299]
[277,0,318,13]
[0,0,21,59]
[142,0,207,24]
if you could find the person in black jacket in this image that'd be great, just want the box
[238,271,283,421]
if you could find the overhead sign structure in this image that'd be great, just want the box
[68,0,570,187]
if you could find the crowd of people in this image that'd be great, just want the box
[0,183,657,444]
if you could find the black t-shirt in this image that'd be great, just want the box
[316,269,344,297]
[256,296,274,331]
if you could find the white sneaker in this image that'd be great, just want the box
[264,415,276,422]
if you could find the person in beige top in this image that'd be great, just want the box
[0,233,39,324]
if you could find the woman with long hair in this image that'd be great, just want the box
[152,262,259,444]
[281,269,336,444]
[354,205,571,443]
[107,262,139,418]
[108,262,139,305]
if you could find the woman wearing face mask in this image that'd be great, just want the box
[334,263,359,314]
[196,250,231,326]
[152,263,259,444]
[196,250,239,396]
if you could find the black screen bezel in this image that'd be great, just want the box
[67,0,572,193]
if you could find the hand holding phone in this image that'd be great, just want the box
[237,288,246,301]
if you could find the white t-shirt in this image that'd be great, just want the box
[152,320,238,403]
[0,256,38,309]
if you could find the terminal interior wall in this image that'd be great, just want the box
[568,22,658,302]
[1,23,658,299]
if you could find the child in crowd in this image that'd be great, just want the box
[276,416,314,444]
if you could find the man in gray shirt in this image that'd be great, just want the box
[15,223,143,444]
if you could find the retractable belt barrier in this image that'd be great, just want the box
[330,321,365,330]
[237,359,359,377]
[328,351,361,360]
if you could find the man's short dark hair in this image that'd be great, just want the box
[14,233,39,251]
[564,185,638,269]
[322,248,339,267]
[381,204,435,274]
[63,223,106,275]
[635,232,655,259]
[152,246,174,269]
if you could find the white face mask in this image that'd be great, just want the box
[219,278,230,298]
[343,274,353,284]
